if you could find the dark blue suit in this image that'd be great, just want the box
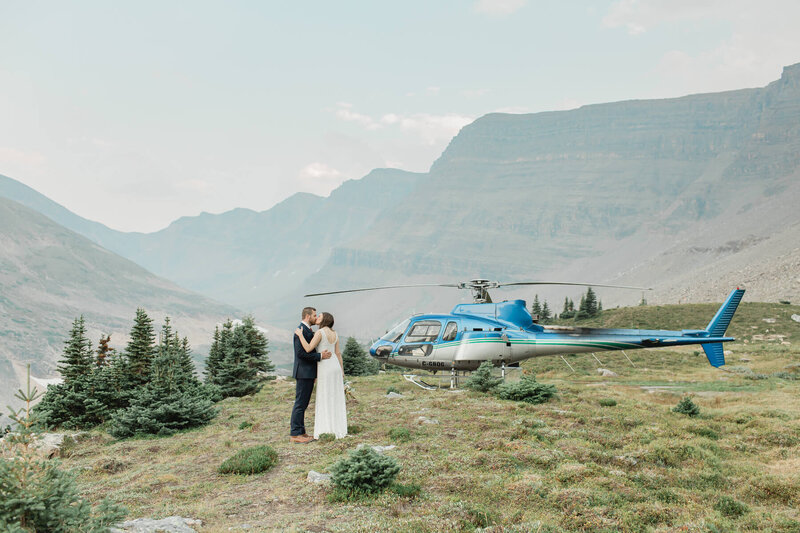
[290,322,321,436]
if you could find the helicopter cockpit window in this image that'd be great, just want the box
[398,344,433,357]
[381,319,410,343]
[404,321,442,343]
[442,322,458,342]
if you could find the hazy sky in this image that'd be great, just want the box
[2,0,799,232]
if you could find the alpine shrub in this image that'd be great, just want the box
[495,374,557,404]
[714,495,749,518]
[464,361,502,393]
[330,446,401,494]
[388,427,411,443]
[218,445,278,475]
[599,398,617,407]
[672,396,700,417]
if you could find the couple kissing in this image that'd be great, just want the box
[289,306,348,443]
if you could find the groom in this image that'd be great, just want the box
[290,306,331,443]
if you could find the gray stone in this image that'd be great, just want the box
[385,392,403,398]
[597,368,618,377]
[357,443,396,454]
[416,416,439,425]
[792,314,800,323]
[307,470,331,483]
[111,516,202,533]
[762,318,777,323]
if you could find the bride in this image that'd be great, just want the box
[294,312,348,439]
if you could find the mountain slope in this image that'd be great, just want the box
[0,197,249,419]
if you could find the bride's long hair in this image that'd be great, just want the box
[319,312,335,330]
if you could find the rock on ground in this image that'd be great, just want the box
[385,392,403,398]
[111,516,202,533]
[307,470,331,483]
[597,368,618,377]
[356,443,396,454]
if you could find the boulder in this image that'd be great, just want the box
[385,392,403,398]
[791,314,800,323]
[357,444,396,454]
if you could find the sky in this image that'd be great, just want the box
[1,0,799,232]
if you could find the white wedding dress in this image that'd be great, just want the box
[314,328,348,439]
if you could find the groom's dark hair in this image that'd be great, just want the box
[301,307,316,319]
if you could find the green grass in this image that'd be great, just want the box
[57,301,800,531]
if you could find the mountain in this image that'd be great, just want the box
[2,64,799,340]
[0,197,263,422]
[302,63,800,328]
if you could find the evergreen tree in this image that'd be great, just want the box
[204,325,224,382]
[464,361,502,393]
[36,317,108,428]
[178,336,197,382]
[598,300,603,312]
[240,315,275,379]
[584,287,598,317]
[562,297,570,315]
[56,316,94,384]
[109,346,217,439]
[541,301,551,321]
[95,335,113,367]
[2,367,126,531]
[125,308,156,386]
[530,295,542,318]
[560,297,576,319]
[342,337,378,376]
[206,317,275,398]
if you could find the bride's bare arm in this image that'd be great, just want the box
[294,329,322,353]
[335,338,343,370]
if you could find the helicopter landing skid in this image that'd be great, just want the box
[403,374,439,390]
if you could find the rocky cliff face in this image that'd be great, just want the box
[311,63,799,316]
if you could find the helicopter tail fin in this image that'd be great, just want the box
[701,343,726,367]
[700,288,745,368]
[705,288,745,337]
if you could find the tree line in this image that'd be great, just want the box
[34,311,274,438]
[531,286,603,322]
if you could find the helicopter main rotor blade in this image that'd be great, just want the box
[304,283,460,297]
[497,281,653,291]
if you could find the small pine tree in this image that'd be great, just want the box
[495,374,557,404]
[1,366,126,531]
[95,335,113,367]
[57,316,94,384]
[330,446,401,495]
[342,337,378,376]
[530,295,542,318]
[672,396,700,417]
[562,297,570,315]
[125,308,157,387]
[541,301,551,322]
[464,361,502,393]
[639,294,648,306]
[584,287,598,317]
[109,347,217,438]
[204,325,225,382]
[239,315,275,379]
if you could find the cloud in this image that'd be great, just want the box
[602,0,800,95]
[335,102,380,130]
[297,162,346,196]
[333,104,473,146]
[473,0,527,16]
[0,146,46,168]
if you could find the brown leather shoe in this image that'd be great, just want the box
[290,435,313,444]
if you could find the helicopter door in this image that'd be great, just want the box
[398,320,441,357]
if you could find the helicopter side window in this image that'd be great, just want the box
[404,321,442,343]
[398,344,433,357]
[442,321,458,342]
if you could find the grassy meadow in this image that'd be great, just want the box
[60,301,800,532]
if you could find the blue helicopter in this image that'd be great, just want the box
[306,280,744,372]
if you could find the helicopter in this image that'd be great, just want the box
[306,279,744,373]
